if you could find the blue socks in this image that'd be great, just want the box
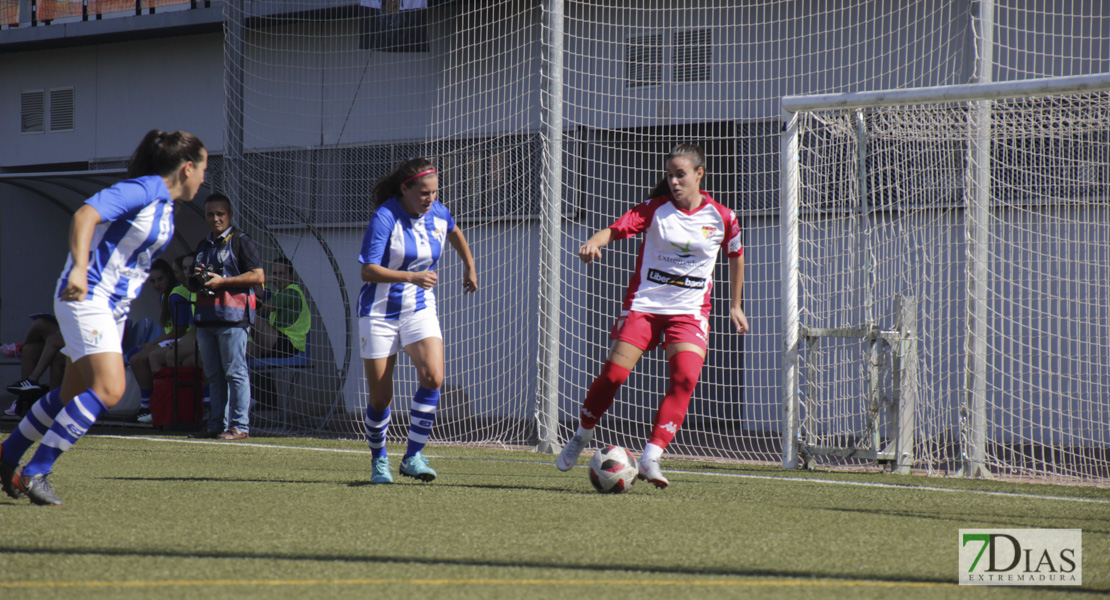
[22,389,107,478]
[1,388,65,467]
[405,386,440,459]
[364,387,441,460]
[140,388,152,411]
[364,405,390,459]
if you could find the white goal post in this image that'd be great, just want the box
[781,73,1110,483]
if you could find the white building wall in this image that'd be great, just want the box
[1,33,226,167]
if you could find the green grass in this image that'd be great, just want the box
[0,431,1106,599]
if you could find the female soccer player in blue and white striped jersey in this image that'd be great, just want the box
[358,158,477,484]
[0,130,207,505]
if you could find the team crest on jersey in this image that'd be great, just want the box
[702,226,717,238]
[137,249,152,269]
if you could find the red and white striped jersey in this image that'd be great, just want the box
[608,191,743,318]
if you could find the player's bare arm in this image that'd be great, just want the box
[579,227,615,264]
[62,205,103,302]
[728,254,749,334]
[447,226,478,294]
[362,262,438,290]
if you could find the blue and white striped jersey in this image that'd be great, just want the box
[357,197,455,320]
[55,175,175,319]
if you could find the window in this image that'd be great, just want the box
[625,33,663,89]
[673,29,712,83]
[21,90,44,134]
[49,87,75,132]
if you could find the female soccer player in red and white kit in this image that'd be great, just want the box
[556,144,749,489]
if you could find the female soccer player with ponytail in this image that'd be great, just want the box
[1,130,207,505]
[358,158,477,484]
[556,144,749,489]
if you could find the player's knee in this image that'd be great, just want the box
[598,361,632,387]
[670,371,697,394]
[96,381,128,407]
[418,370,443,390]
[668,352,703,392]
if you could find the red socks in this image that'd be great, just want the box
[579,351,704,447]
[579,361,632,429]
[648,351,704,448]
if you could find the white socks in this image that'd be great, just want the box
[641,442,664,463]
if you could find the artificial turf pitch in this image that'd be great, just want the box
[0,432,1106,599]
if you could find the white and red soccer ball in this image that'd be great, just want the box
[588,445,638,494]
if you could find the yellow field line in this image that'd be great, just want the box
[0,577,958,590]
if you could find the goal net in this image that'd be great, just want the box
[218,0,1109,482]
[782,77,1110,483]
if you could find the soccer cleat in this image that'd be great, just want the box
[399,452,436,482]
[3,400,17,416]
[1,459,24,500]
[556,432,592,472]
[637,458,669,489]
[14,470,63,506]
[370,456,393,484]
[5,379,39,394]
[135,409,152,424]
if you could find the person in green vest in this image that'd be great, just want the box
[131,257,194,424]
[249,257,310,358]
[148,253,202,374]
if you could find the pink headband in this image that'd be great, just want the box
[402,169,436,186]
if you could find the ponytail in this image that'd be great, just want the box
[128,129,206,179]
[371,157,437,207]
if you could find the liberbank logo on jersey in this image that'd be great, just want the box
[959,529,1081,586]
[646,268,705,289]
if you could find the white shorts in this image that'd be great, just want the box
[54,297,127,362]
[359,310,442,359]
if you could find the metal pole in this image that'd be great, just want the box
[225,0,245,206]
[533,0,564,454]
[855,110,873,328]
[961,0,993,478]
[780,109,801,469]
[893,295,917,475]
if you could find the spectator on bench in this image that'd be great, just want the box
[4,315,66,416]
[129,258,192,423]
[249,257,310,359]
[149,254,202,372]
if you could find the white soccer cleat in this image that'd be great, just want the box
[637,457,669,489]
[556,432,591,472]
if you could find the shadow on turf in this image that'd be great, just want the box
[0,543,981,589]
[348,481,595,494]
[104,475,595,496]
[819,506,1110,535]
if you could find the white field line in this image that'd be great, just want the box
[94,434,1110,505]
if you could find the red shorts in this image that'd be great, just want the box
[610,311,709,352]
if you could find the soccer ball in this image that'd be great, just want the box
[588,445,638,494]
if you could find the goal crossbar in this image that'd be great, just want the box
[782,73,1110,113]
